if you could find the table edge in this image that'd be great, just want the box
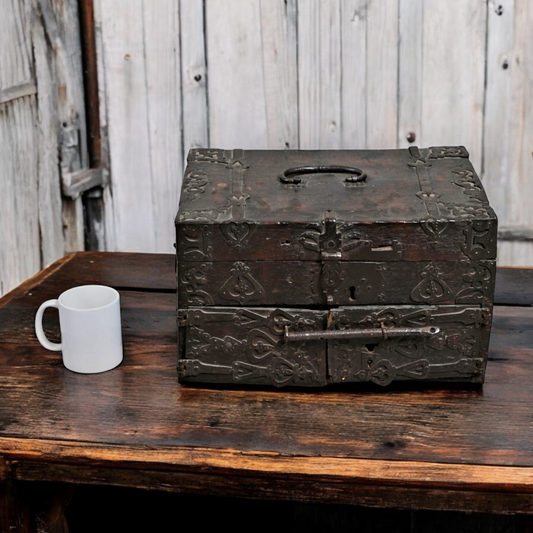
[1,436,533,493]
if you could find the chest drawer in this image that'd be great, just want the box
[177,304,491,387]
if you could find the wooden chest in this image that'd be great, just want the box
[175,147,497,387]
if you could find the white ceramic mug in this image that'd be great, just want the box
[35,285,123,374]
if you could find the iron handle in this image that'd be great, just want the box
[279,165,367,184]
[283,325,440,343]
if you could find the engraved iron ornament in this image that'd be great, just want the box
[177,259,495,307]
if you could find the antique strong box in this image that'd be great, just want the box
[175,147,497,387]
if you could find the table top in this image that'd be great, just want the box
[1,252,533,514]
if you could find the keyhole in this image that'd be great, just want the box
[349,286,356,300]
[365,343,379,353]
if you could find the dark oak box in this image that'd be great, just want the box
[175,147,497,387]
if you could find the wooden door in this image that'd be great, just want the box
[0,0,103,296]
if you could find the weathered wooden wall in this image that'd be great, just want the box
[3,0,533,295]
[1,0,88,296]
[93,0,533,266]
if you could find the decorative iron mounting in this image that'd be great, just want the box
[408,146,496,256]
[220,221,256,248]
[319,216,343,260]
[177,149,250,222]
[219,261,265,304]
[410,262,454,304]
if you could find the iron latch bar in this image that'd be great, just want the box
[284,325,440,343]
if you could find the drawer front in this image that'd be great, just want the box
[178,307,328,387]
[176,219,497,264]
[178,305,491,387]
[326,305,491,385]
[177,260,496,307]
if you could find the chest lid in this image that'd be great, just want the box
[176,147,497,262]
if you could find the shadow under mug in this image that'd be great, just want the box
[35,285,123,374]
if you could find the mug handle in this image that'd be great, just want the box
[35,300,62,351]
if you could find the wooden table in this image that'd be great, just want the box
[1,252,533,528]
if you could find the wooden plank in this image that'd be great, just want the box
[0,0,46,297]
[96,0,156,252]
[298,0,396,149]
[0,0,34,91]
[495,265,533,305]
[499,241,533,267]
[490,1,533,266]
[0,255,76,309]
[420,0,486,171]
[32,0,78,262]
[11,462,533,515]
[298,0,342,149]
[0,97,41,296]
[498,230,533,267]
[0,253,175,311]
[142,0,183,252]
[180,0,208,153]
[207,0,297,149]
[258,0,298,149]
[340,0,368,149]
[483,0,514,226]
[365,0,399,148]
[398,0,423,149]
[38,0,88,253]
[62,168,104,198]
[92,0,114,250]
[207,0,267,148]
[506,0,533,265]
[96,0,184,253]
[1,428,533,493]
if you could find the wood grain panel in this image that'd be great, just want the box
[259,0,298,150]
[97,0,157,252]
[398,0,423,149]
[483,0,514,227]
[180,0,208,153]
[298,0,342,149]
[0,0,33,92]
[420,0,486,171]
[207,0,297,149]
[31,4,69,264]
[35,0,89,256]
[11,461,533,514]
[488,0,533,267]
[142,0,183,252]
[339,0,367,149]
[365,0,399,148]
[0,98,41,296]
